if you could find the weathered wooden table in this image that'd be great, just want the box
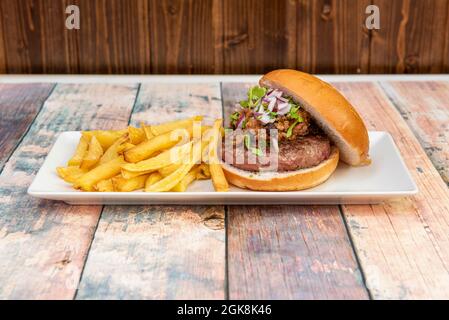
[0,75,448,300]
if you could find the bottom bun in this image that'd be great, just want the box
[221,147,339,191]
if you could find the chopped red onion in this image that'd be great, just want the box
[259,112,275,124]
[277,96,288,103]
[277,102,290,115]
[267,98,276,112]
[267,89,282,99]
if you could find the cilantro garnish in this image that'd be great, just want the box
[230,111,240,127]
[239,100,249,108]
[286,117,303,138]
[242,86,267,109]
[250,148,263,157]
[244,134,251,150]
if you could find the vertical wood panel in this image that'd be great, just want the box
[77,0,151,73]
[0,83,138,299]
[0,0,151,73]
[222,82,369,300]
[0,1,6,73]
[0,0,449,74]
[149,0,222,73]
[76,83,226,299]
[222,0,297,74]
[370,0,449,73]
[297,0,371,74]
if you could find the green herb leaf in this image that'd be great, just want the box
[251,87,267,101]
[244,134,251,150]
[247,86,267,108]
[286,119,299,138]
[288,105,299,119]
[251,147,263,157]
[239,100,249,108]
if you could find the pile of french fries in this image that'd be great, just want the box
[56,116,229,192]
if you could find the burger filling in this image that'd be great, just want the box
[222,86,331,172]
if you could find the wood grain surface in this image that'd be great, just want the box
[221,0,297,74]
[297,0,371,74]
[370,0,449,73]
[0,83,54,169]
[0,83,138,299]
[379,81,449,185]
[150,0,222,74]
[1,0,448,74]
[0,78,448,299]
[333,82,449,299]
[76,83,226,299]
[221,82,369,299]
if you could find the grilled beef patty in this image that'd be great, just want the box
[222,134,331,172]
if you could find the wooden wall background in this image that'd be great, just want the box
[0,0,448,74]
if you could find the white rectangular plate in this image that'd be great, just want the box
[28,131,417,205]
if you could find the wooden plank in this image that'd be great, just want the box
[333,82,449,299]
[0,0,75,73]
[0,1,6,73]
[222,0,297,74]
[0,83,138,299]
[149,0,222,74]
[0,83,54,169]
[0,0,150,73]
[222,82,369,300]
[379,81,449,184]
[78,0,151,73]
[297,0,371,74]
[370,0,449,73]
[76,83,226,299]
[2,0,449,74]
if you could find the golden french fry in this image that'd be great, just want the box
[80,136,104,170]
[149,115,203,136]
[158,162,182,177]
[124,127,192,163]
[208,119,229,192]
[100,135,128,165]
[171,166,199,192]
[56,166,87,183]
[141,122,154,140]
[112,174,149,192]
[118,143,135,153]
[121,168,153,179]
[122,141,193,172]
[146,136,207,192]
[75,156,126,191]
[128,126,146,145]
[95,178,114,192]
[145,163,192,192]
[82,129,127,149]
[196,163,211,180]
[68,136,89,167]
[145,172,163,191]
